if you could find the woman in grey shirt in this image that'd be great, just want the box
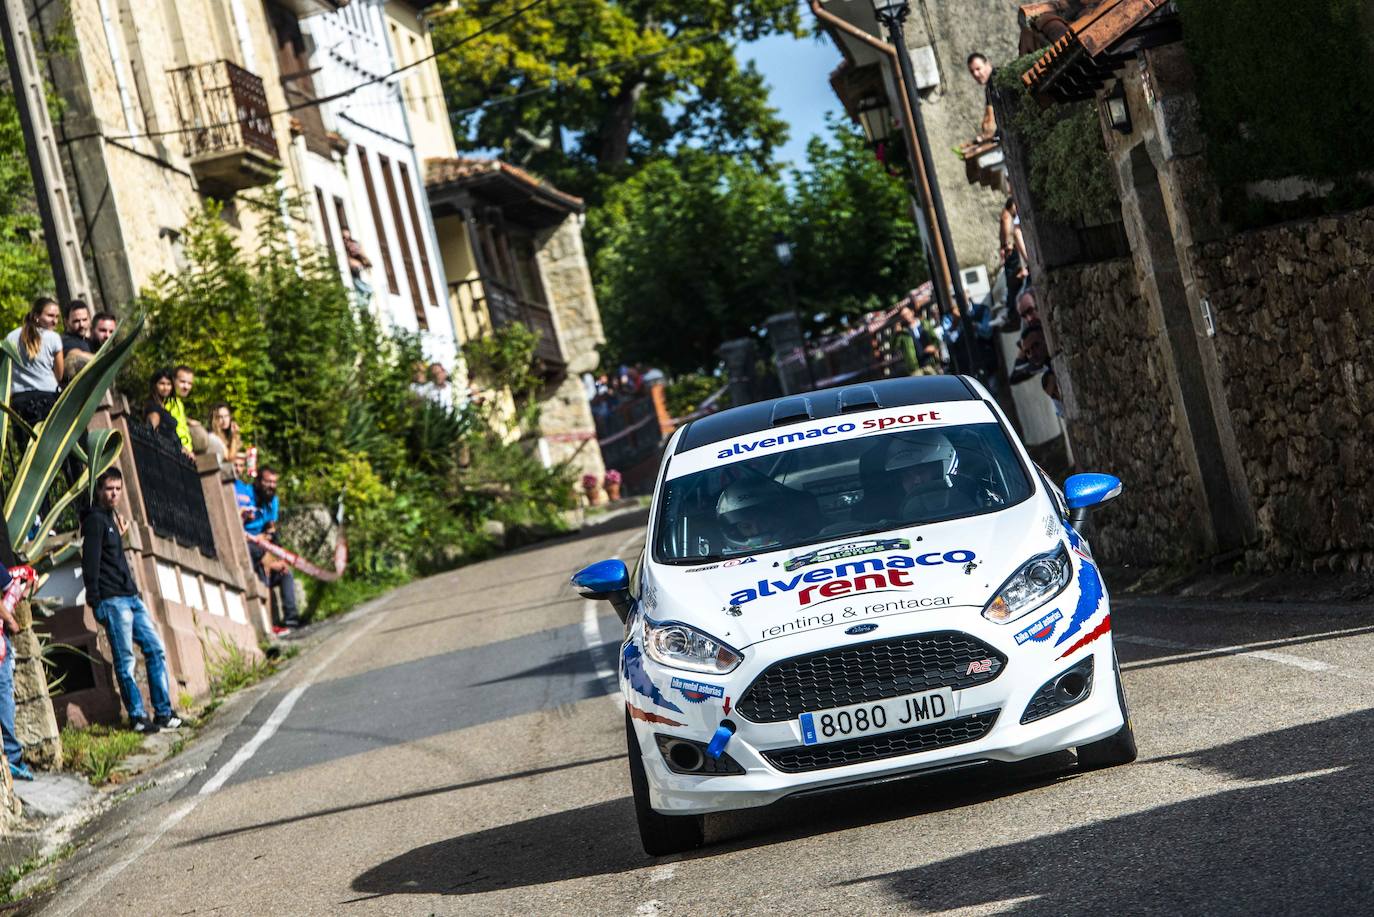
[6,297,65,428]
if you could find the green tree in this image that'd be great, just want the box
[589,119,927,374]
[588,151,789,373]
[788,117,928,318]
[433,0,800,198]
[0,51,53,329]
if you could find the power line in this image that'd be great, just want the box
[83,0,551,145]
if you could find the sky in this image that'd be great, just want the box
[740,27,845,174]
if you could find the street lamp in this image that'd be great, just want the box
[1105,80,1133,134]
[869,0,977,377]
[772,232,814,389]
[856,94,895,145]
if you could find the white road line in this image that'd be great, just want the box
[1117,632,1344,675]
[45,607,389,917]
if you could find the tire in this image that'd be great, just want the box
[626,710,705,856]
[1077,649,1138,769]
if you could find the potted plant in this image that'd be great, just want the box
[604,469,622,502]
[582,472,603,506]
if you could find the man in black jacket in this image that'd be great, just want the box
[82,469,181,733]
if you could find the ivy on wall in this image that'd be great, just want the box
[1176,0,1374,185]
[993,53,1118,226]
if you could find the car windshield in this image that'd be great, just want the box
[654,419,1032,563]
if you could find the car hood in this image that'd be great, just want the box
[642,494,1063,650]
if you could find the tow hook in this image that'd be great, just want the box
[706,720,736,759]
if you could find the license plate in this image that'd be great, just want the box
[798,688,956,746]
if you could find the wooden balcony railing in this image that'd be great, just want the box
[454,278,566,376]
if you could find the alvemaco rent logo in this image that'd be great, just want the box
[729,550,975,607]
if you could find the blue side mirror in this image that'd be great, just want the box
[1064,473,1123,510]
[571,559,632,622]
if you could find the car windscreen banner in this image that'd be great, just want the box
[668,400,999,480]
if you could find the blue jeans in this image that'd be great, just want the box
[0,636,21,766]
[95,596,172,721]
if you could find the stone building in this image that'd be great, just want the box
[425,158,607,482]
[1007,0,1374,573]
[33,0,351,306]
[815,0,1018,285]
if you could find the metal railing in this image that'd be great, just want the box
[128,423,217,558]
[167,60,278,160]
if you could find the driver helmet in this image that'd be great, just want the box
[717,478,788,549]
[884,433,958,494]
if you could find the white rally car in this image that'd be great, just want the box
[573,376,1134,855]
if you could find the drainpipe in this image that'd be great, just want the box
[809,1,959,334]
[95,0,138,136]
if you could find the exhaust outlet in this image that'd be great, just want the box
[665,739,706,772]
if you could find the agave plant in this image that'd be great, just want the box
[0,315,145,572]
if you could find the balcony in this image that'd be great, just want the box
[454,278,566,379]
[168,60,281,196]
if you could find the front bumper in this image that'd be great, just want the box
[625,605,1122,815]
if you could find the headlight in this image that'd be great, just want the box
[983,544,1072,623]
[643,619,743,674]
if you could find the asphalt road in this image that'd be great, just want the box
[30,511,1374,916]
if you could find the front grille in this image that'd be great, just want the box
[1020,656,1094,724]
[763,711,999,773]
[736,631,1006,723]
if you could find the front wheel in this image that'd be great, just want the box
[626,710,705,856]
[1077,650,1137,769]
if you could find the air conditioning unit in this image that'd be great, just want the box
[961,264,991,303]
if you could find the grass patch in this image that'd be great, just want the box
[0,843,76,903]
[60,725,144,786]
[206,633,279,699]
[304,574,409,622]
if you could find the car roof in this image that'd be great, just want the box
[675,376,979,453]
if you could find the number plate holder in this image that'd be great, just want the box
[798,688,957,746]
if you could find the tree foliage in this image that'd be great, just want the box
[786,116,929,317]
[588,150,788,374]
[590,119,927,373]
[129,198,574,599]
[0,49,54,330]
[433,0,800,199]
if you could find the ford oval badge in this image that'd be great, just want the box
[846,623,878,635]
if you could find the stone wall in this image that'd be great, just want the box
[536,215,606,481]
[1046,258,1204,566]
[1193,209,1374,572]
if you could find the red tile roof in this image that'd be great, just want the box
[1019,0,1175,101]
[424,156,584,211]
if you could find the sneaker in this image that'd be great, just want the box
[9,762,33,781]
[282,617,303,629]
[131,717,160,735]
[271,625,290,636]
[154,713,184,730]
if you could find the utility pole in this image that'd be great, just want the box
[872,0,976,376]
[0,0,90,304]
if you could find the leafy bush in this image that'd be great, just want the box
[993,54,1118,224]
[663,371,727,419]
[130,195,574,616]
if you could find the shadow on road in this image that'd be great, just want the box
[349,754,1076,897]
[831,710,1374,914]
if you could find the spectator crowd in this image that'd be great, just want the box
[0,294,480,771]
